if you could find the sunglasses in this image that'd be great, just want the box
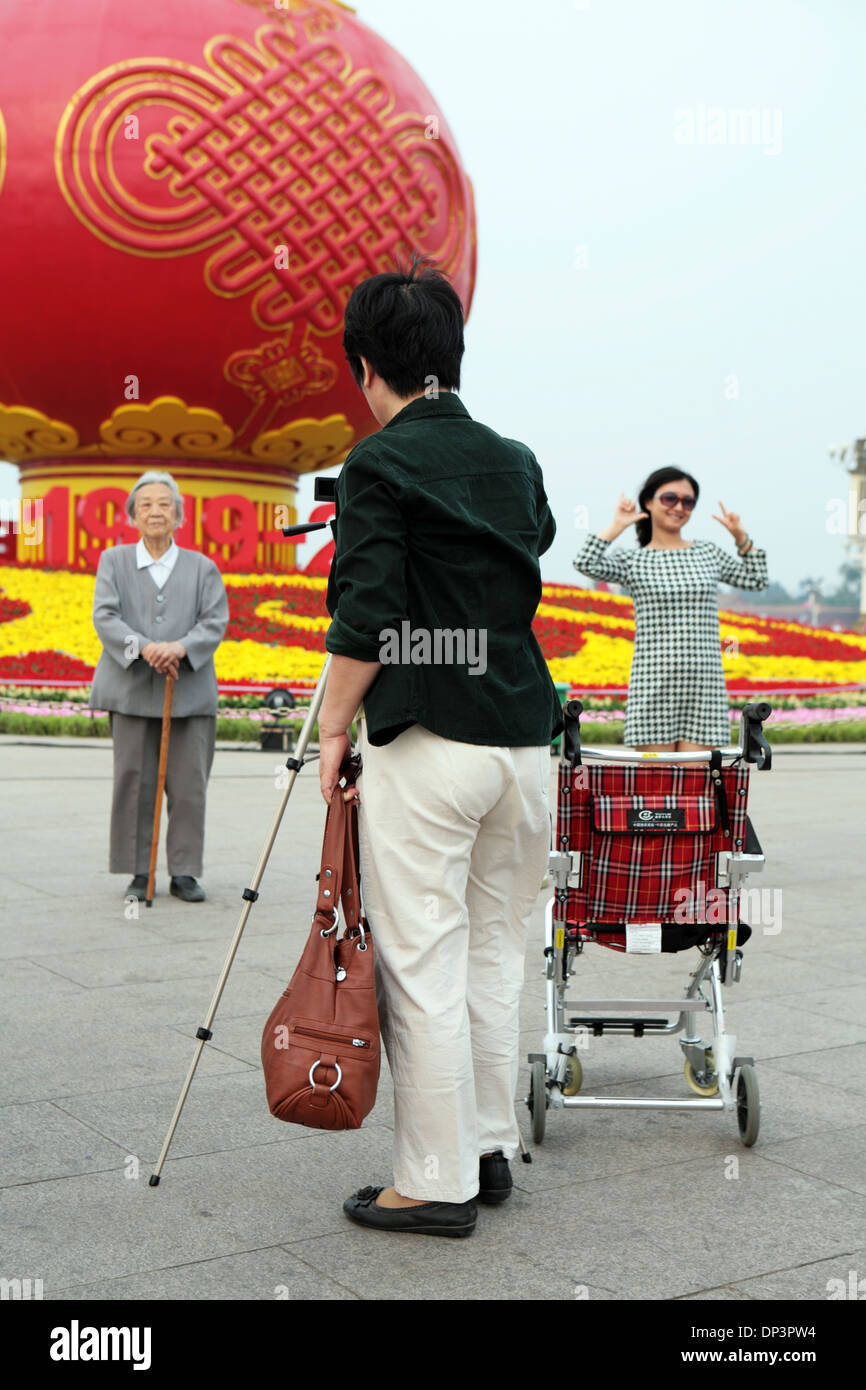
[656,492,696,511]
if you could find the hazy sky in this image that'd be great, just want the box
[3,0,863,592]
[300,0,865,592]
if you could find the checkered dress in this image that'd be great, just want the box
[573,535,768,746]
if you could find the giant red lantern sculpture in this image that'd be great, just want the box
[0,0,476,572]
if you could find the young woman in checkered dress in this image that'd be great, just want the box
[573,468,768,751]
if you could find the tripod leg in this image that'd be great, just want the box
[149,657,331,1185]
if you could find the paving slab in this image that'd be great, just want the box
[758,1045,866,1098]
[49,1072,327,1164]
[45,1247,359,1302]
[722,1247,866,1302]
[1,997,253,1106]
[0,1101,132,1187]
[756,1124,866,1196]
[1,1165,252,1291]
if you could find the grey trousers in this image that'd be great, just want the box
[108,713,216,877]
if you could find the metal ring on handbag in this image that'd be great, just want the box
[355,918,367,951]
[320,905,339,938]
[309,1059,342,1092]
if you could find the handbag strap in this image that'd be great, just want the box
[338,754,362,930]
[315,755,362,929]
[341,800,361,931]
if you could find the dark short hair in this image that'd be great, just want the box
[343,255,465,397]
[636,467,700,547]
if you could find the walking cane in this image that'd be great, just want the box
[146,672,174,908]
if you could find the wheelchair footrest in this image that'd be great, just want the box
[567,1016,670,1036]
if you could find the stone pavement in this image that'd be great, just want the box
[1,736,864,1302]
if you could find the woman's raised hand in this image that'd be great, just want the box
[712,501,747,547]
[596,494,649,542]
[612,493,649,531]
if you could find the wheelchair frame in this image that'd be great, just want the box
[526,701,773,1148]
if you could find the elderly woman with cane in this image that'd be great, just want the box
[318,260,562,1237]
[88,471,229,902]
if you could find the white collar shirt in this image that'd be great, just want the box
[136,536,179,590]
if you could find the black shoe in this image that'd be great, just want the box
[170,875,205,902]
[343,1186,477,1237]
[479,1150,512,1204]
[125,875,150,900]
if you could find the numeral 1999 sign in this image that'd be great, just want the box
[36,485,293,572]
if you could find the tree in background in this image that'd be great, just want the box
[824,560,862,606]
[796,575,825,601]
[757,580,794,604]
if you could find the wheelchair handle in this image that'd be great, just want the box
[561,697,772,768]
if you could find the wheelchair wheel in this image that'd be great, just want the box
[736,1064,760,1146]
[528,1060,547,1143]
[684,1049,719,1096]
[562,1054,583,1096]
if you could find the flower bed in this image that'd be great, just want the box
[1,562,865,717]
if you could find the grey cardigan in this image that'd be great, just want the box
[88,544,230,718]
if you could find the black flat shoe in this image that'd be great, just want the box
[170,876,205,902]
[479,1150,512,1204]
[125,875,149,900]
[343,1185,477,1237]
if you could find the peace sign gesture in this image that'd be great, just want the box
[612,492,649,531]
[712,501,747,547]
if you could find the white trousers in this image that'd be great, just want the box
[356,721,551,1203]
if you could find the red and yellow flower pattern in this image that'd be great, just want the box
[1,565,864,690]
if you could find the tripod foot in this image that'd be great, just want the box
[148,1174,160,1186]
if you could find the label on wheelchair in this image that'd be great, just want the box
[590,794,718,836]
[625,923,662,952]
[626,807,686,830]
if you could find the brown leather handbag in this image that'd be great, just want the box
[261,757,380,1129]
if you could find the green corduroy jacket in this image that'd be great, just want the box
[325,390,563,748]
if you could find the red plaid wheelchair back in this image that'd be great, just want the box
[554,760,751,926]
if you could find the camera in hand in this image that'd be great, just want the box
[281,474,338,537]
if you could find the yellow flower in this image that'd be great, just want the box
[0,567,100,665]
[215,641,324,683]
[536,601,634,633]
[253,601,330,633]
[222,572,327,592]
